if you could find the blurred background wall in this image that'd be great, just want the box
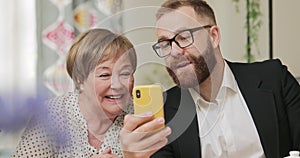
[122,0,300,91]
[0,0,299,157]
[123,0,300,80]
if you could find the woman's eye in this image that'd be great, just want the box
[98,73,110,78]
[120,72,131,76]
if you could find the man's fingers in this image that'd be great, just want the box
[143,126,171,148]
[131,126,171,151]
[122,116,166,142]
[134,117,165,133]
[123,112,154,131]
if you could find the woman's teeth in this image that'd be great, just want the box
[106,95,122,99]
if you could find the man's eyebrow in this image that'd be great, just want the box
[175,27,190,33]
[157,36,170,42]
[157,27,189,41]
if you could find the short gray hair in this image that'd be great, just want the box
[66,28,137,91]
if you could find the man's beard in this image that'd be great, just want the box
[166,39,216,88]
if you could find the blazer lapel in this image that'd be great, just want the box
[229,62,280,158]
[167,88,201,158]
[177,90,201,158]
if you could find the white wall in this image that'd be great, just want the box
[208,0,270,63]
[209,0,300,77]
[122,0,300,86]
[273,0,300,77]
[122,0,175,90]
[122,0,271,64]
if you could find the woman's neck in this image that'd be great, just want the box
[78,93,115,140]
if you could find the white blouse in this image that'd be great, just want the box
[12,92,133,158]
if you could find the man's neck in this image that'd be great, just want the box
[196,58,225,102]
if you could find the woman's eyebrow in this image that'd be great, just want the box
[121,64,133,69]
[95,66,109,71]
[95,64,133,71]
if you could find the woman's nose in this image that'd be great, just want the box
[111,76,122,89]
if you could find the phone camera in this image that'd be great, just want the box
[136,90,141,98]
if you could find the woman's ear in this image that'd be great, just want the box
[209,25,221,49]
[76,79,84,93]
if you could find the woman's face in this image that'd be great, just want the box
[82,54,134,119]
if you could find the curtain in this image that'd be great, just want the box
[0,0,37,154]
[36,0,123,97]
[0,0,122,155]
[0,0,37,97]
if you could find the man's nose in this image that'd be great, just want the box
[170,41,184,56]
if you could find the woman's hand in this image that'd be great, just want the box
[91,148,119,158]
[120,113,172,158]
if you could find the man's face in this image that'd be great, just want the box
[155,6,216,88]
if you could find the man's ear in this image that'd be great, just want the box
[209,25,221,48]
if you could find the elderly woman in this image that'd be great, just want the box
[12,28,170,158]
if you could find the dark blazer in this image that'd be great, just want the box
[152,59,300,158]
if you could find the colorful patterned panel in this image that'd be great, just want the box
[95,0,114,15]
[42,20,75,56]
[73,4,97,32]
[49,0,72,7]
[43,58,73,96]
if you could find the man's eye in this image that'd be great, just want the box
[177,35,191,41]
[159,41,170,48]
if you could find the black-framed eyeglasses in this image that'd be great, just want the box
[152,25,212,58]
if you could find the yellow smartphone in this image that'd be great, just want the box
[133,84,165,129]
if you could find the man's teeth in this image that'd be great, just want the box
[107,95,122,99]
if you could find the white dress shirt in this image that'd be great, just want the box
[189,63,266,158]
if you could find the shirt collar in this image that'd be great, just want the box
[222,62,238,93]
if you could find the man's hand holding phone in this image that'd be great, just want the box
[120,85,172,158]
